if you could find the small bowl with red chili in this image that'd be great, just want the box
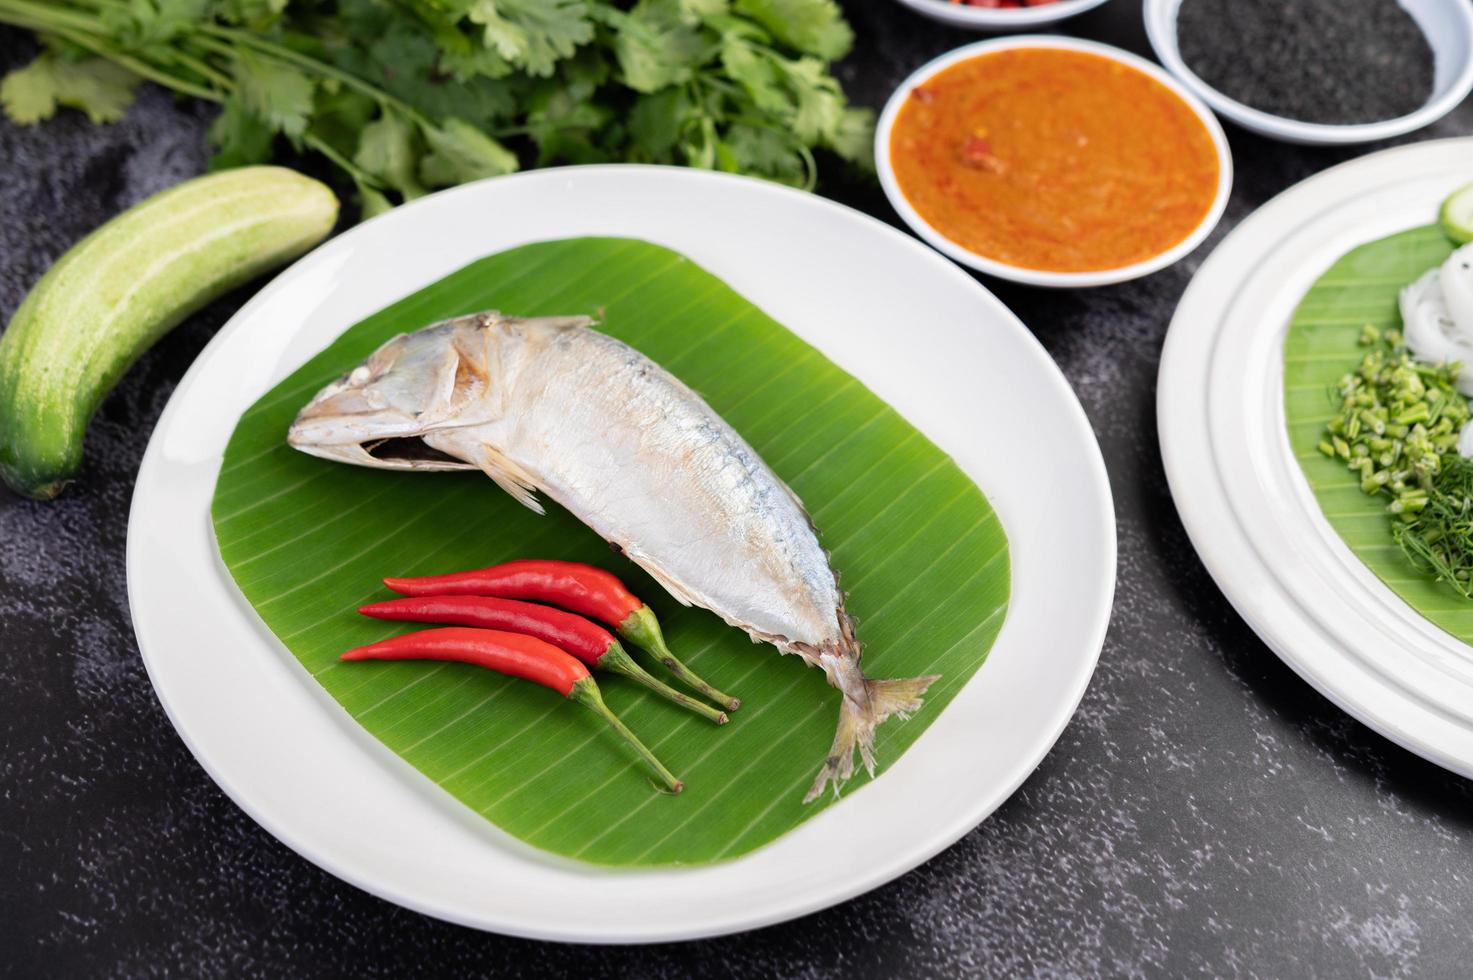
[892,0,1112,31]
[876,35,1233,288]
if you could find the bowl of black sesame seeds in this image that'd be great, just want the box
[1143,0,1473,145]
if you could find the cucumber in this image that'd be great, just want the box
[1441,181,1473,245]
[0,166,338,499]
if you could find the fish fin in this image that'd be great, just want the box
[803,673,940,804]
[624,549,701,608]
[422,430,546,515]
[500,314,596,333]
[476,446,545,515]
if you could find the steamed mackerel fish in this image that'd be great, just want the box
[288,312,938,800]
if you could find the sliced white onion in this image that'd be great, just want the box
[1401,266,1473,397]
[1441,242,1473,341]
[1459,419,1473,459]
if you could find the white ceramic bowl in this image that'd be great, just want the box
[875,35,1234,288]
[1143,0,1473,146]
[892,0,1110,31]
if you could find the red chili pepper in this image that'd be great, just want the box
[358,596,728,725]
[342,627,682,793]
[383,560,741,711]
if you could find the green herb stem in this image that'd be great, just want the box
[197,26,435,131]
[0,3,221,102]
[1,0,872,201]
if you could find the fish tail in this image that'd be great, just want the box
[802,673,940,804]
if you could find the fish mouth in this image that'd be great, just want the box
[286,423,478,472]
[363,437,466,466]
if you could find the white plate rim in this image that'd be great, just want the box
[1158,138,1473,777]
[126,164,1115,943]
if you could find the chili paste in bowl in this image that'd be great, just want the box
[877,36,1231,288]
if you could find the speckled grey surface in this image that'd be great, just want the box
[4,4,1473,978]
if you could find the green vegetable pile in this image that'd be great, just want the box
[0,0,871,214]
[1318,324,1473,597]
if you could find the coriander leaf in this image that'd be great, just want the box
[0,53,140,125]
[206,95,275,168]
[308,86,378,161]
[102,0,210,47]
[420,117,519,185]
[334,0,393,37]
[826,105,874,168]
[720,37,787,115]
[356,182,396,219]
[680,114,718,169]
[678,0,729,22]
[733,0,852,60]
[723,122,806,185]
[368,24,441,84]
[234,49,315,138]
[212,0,289,28]
[0,57,59,125]
[355,110,425,199]
[440,44,515,82]
[781,56,842,144]
[609,2,711,94]
[533,129,616,165]
[628,87,693,159]
[522,50,615,162]
[465,0,596,77]
[325,15,518,128]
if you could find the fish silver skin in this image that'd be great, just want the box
[288,312,938,800]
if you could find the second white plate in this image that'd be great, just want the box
[127,166,1114,942]
[1159,138,1473,777]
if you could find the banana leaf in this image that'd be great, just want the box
[212,237,1009,866]
[1283,224,1473,639]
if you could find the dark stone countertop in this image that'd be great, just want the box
[4,3,1473,978]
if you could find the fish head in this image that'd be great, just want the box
[286,317,492,470]
[286,311,595,470]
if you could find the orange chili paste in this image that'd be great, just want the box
[890,48,1221,273]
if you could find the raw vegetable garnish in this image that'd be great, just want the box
[383,559,743,712]
[342,625,685,793]
[0,0,871,211]
[1316,325,1473,597]
[1392,455,1473,598]
[359,594,730,724]
[0,166,336,499]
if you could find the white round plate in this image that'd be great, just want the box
[1159,138,1473,778]
[128,166,1114,943]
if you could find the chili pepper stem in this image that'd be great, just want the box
[601,642,728,725]
[569,677,683,794]
[619,605,741,711]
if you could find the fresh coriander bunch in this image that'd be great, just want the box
[0,0,873,216]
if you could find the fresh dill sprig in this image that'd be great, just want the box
[1393,453,1473,598]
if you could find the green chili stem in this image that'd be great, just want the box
[619,605,741,711]
[599,643,728,725]
[568,678,683,794]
